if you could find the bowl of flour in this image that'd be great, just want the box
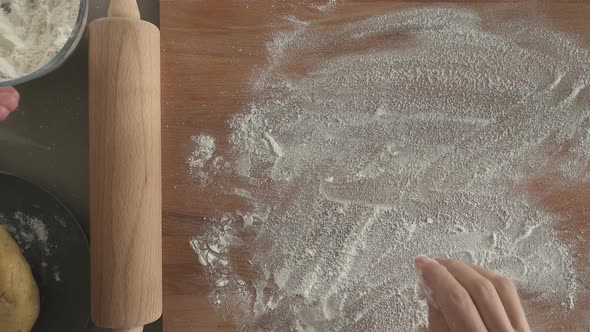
[0,0,88,86]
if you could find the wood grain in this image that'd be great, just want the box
[161,1,590,331]
[89,5,162,329]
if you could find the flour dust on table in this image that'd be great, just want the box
[188,6,590,331]
[187,134,228,186]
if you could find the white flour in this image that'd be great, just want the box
[0,211,51,254]
[190,6,590,331]
[0,211,65,283]
[187,134,228,186]
[0,0,79,80]
[309,0,337,13]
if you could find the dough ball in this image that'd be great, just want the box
[0,225,40,332]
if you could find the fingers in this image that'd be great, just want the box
[417,256,531,332]
[470,265,531,332]
[0,86,19,111]
[0,86,19,97]
[415,256,487,332]
[0,86,19,121]
[0,105,10,121]
[436,258,513,332]
[428,303,451,332]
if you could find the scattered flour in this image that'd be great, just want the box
[309,0,337,13]
[187,134,227,185]
[0,0,80,79]
[0,211,65,283]
[190,5,590,331]
[0,211,50,253]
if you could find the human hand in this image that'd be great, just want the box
[415,256,531,332]
[0,86,19,121]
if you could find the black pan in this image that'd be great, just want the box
[0,172,89,332]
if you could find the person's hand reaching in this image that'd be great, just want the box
[0,86,19,121]
[415,256,531,332]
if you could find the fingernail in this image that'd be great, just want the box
[414,255,436,270]
[434,257,449,263]
[414,256,440,309]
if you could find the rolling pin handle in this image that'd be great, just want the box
[108,0,141,19]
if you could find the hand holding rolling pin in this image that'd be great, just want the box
[0,86,19,121]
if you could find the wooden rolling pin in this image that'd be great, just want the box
[88,0,162,331]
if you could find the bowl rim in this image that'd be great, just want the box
[0,0,89,87]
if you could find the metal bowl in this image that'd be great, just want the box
[0,0,89,87]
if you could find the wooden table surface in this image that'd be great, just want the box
[161,1,590,331]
